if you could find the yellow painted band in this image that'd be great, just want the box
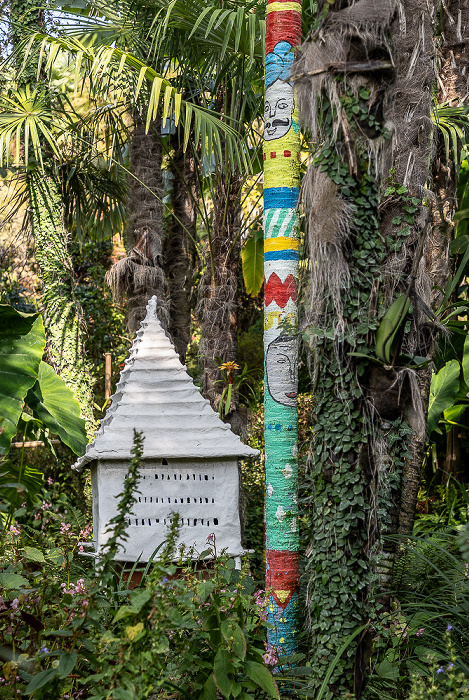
[266,2,301,13]
[264,156,300,190]
[264,237,299,251]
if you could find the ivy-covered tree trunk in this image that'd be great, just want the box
[11,0,95,436]
[295,0,438,695]
[106,117,169,333]
[163,139,197,363]
[27,171,95,433]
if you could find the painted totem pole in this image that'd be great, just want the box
[263,0,302,658]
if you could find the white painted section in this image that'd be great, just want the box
[93,458,244,562]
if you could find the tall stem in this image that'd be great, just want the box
[263,0,302,659]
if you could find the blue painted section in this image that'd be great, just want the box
[264,250,299,261]
[266,41,295,87]
[264,187,300,209]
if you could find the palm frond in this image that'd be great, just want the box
[13,30,249,172]
[0,86,62,168]
[433,102,469,169]
[155,0,265,64]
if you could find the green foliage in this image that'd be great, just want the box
[215,360,257,417]
[365,526,469,700]
[0,432,278,699]
[0,305,45,455]
[428,361,462,435]
[302,85,417,696]
[241,228,264,297]
[0,304,87,457]
[95,430,144,590]
[26,361,86,455]
[375,294,411,365]
[432,102,469,172]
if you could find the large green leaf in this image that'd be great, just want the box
[243,660,279,699]
[0,305,45,455]
[26,361,87,456]
[462,333,469,387]
[428,360,461,435]
[0,462,44,509]
[241,229,264,296]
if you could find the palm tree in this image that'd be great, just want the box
[2,0,111,433]
[27,0,261,385]
[262,0,302,660]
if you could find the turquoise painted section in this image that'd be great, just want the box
[266,592,299,653]
[264,391,298,552]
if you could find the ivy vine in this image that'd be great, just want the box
[301,85,415,697]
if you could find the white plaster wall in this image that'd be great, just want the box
[93,458,244,561]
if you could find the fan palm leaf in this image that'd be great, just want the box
[10,29,249,173]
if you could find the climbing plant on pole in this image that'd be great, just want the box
[263,0,302,658]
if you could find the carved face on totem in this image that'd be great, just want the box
[266,335,298,407]
[264,79,294,141]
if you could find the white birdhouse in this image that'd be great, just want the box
[73,297,259,562]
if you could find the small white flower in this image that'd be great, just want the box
[267,483,274,497]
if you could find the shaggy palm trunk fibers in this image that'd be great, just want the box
[106,117,169,334]
[295,0,439,695]
[263,0,302,660]
[200,170,242,428]
[163,140,197,363]
[28,171,95,435]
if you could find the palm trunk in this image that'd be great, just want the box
[28,170,95,434]
[106,117,169,333]
[200,170,242,422]
[163,139,197,363]
[263,0,302,660]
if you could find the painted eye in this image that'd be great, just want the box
[277,101,288,109]
[277,358,286,364]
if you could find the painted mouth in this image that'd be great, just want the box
[285,392,297,399]
[272,118,290,128]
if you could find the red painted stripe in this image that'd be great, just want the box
[284,150,291,157]
[270,152,277,159]
[266,12,302,54]
[266,550,300,609]
[266,0,301,5]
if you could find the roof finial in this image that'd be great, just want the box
[145,296,158,320]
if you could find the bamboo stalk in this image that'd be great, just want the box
[105,352,112,401]
[10,440,61,449]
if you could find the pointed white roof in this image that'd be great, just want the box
[73,297,259,470]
